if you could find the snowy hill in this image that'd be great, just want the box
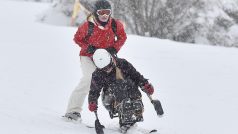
[1,1,238,134]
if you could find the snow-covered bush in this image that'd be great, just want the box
[224,9,238,24]
[23,0,53,2]
[37,0,94,26]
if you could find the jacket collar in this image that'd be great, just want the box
[88,15,112,30]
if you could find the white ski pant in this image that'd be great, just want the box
[66,56,96,113]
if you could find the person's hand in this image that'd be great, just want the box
[106,47,117,56]
[87,45,97,54]
[141,83,154,95]
[88,102,97,112]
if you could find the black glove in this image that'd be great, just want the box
[87,45,97,54]
[106,47,117,56]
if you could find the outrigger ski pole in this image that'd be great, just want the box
[147,94,164,116]
[94,111,105,134]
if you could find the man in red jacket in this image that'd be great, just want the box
[63,0,127,122]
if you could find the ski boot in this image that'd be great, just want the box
[120,123,134,134]
[63,112,81,122]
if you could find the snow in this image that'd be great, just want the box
[1,1,238,134]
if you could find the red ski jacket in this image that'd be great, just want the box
[74,17,127,57]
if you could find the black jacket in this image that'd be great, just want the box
[88,58,148,103]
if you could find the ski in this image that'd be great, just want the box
[134,128,157,134]
[86,125,157,134]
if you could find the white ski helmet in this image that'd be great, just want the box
[93,49,112,69]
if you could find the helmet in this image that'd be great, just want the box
[93,49,112,69]
[94,0,111,13]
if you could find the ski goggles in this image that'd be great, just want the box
[96,9,111,16]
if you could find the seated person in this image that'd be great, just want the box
[88,49,155,131]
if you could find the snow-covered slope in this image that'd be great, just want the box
[1,1,238,134]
